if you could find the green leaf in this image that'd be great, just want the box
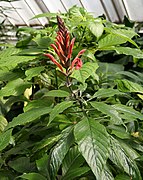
[108,125,130,139]
[0,47,36,70]
[0,69,24,81]
[69,6,85,22]
[49,101,73,125]
[0,129,12,151]
[90,88,122,100]
[48,126,74,179]
[112,104,143,121]
[101,164,114,180]
[8,157,35,173]
[109,136,141,180]
[115,47,143,59]
[18,48,43,55]
[17,27,36,34]
[90,102,123,125]
[104,28,138,48]
[115,174,131,180]
[118,140,139,160]
[116,79,143,93]
[16,36,33,48]
[62,167,90,180]
[0,170,15,180]
[36,154,49,176]
[62,146,85,176]
[83,50,97,62]
[0,47,20,59]
[0,78,31,97]
[44,90,70,97]
[74,118,109,179]
[71,62,98,83]
[25,66,45,80]
[62,146,90,179]
[34,37,52,48]
[116,79,143,100]
[32,135,61,153]
[0,115,8,133]
[88,21,104,39]
[19,173,47,180]
[6,107,51,129]
[24,99,53,112]
[98,34,127,48]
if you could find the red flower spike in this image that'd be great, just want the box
[44,54,64,72]
[44,16,86,76]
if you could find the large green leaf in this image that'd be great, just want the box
[90,102,123,125]
[19,173,47,180]
[48,126,74,180]
[116,79,143,100]
[71,62,98,83]
[112,104,143,122]
[0,55,36,70]
[0,69,24,81]
[44,90,70,97]
[89,88,122,100]
[0,47,20,59]
[25,66,45,80]
[98,34,127,48]
[24,99,53,112]
[109,136,141,180]
[115,174,131,180]
[62,167,90,180]
[32,135,61,153]
[0,129,12,151]
[6,107,51,129]
[116,79,143,93]
[101,164,114,180]
[36,154,49,177]
[115,47,143,59]
[0,78,31,97]
[62,146,85,176]
[8,157,36,173]
[49,101,73,125]
[74,118,109,180]
[88,21,104,39]
[104,28,138,48]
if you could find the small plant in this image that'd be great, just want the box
[0,6,143,180]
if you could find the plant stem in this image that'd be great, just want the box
[66,75,88,117]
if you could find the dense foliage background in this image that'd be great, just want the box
[1,6,143,180]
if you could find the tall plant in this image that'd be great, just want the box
[0,6,143,180]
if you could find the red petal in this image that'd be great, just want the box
[75,58,82,70]
[68,38,75,59]
[44,53,64,72]
[77,49,86,57]
[71,57,82,70]
[56,41,64,55]
[51,44,60,56]
[66,33,70,49]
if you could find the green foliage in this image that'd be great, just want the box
[1,5,143,180]
[74,118,109,179]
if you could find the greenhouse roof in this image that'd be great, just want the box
[1,0,143,27]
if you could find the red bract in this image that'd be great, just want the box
[44,16,86,76]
